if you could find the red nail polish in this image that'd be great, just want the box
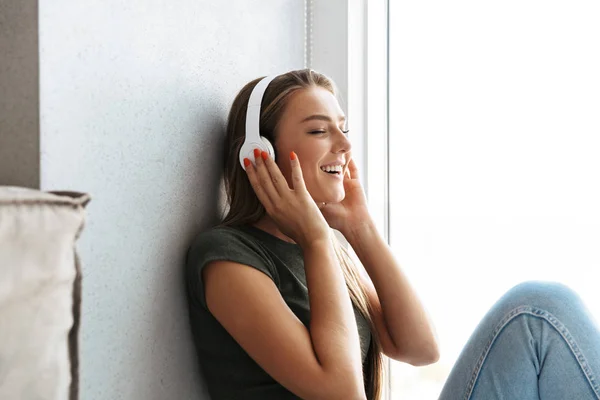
[254,149,260,159]
[261,151,268,160]
[244,158,251,167]
[290,151,296,160]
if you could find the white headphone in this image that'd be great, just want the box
[239,75,279,171]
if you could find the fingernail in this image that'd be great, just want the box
[290,151,296,160]
[261,151,268,160]
[244,158,251,167]
[254,148,260,159]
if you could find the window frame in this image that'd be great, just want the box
[309,0,391,397]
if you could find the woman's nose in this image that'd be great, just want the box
[334,129,352,153]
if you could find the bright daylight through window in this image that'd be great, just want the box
[385,1,600,398]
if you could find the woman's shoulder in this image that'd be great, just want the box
[185,224,281,310]
[190,224,262,247]
[193,224,244,241]
[186,224,281,273]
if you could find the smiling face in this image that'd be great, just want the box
[273,86,352,204]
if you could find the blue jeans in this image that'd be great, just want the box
[439,281,600,399]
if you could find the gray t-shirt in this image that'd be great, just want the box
[185,224,372,400]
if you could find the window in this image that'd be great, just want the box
[385,1,600,398]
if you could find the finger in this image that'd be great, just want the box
[289,151,307,192]
[344,164,351,180]
[253,148,280,206]
[244,155,274,211]
[260,150,290,195]
[347,158,360,182]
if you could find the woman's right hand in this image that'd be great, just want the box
[244,148,331,248]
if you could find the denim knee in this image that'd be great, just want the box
[500,280,583,315]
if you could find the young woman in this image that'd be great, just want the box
[185,69,600,400]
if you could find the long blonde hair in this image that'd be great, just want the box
[217,69,383,399]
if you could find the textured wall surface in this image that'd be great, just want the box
[0,0,39,188]
[38,1,304,398]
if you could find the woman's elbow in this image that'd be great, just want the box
[409,348,440,366]
[390,341,440,366]
[409,342,440,366]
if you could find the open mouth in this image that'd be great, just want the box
[320,165,344,177]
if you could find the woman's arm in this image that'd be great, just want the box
[303,237,365,389]
[344,219,440,366]
[203,237,366,400]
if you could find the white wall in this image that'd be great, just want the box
[38,1,305,398]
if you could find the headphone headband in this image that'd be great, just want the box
[239,74,279,171]
[245,75,279,143]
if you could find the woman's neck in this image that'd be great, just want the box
[252,216,297,244]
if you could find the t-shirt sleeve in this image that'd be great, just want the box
[185,227,279,311]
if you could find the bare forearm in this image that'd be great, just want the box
[302,237,365,395]
[346,220,439,363]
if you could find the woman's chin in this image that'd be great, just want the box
[308,178,345,203]
[321,187,345,204]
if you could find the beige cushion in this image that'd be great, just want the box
[0,187,90,400]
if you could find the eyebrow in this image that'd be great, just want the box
[300,114,346,123]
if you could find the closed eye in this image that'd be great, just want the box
[309,129,350,135]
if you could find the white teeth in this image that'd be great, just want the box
[320,165,343,173]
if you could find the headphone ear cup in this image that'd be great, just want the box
[261,136,276,161]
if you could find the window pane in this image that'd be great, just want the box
[388,1,600,398]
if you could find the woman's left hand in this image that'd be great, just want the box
[319,158,372,235]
